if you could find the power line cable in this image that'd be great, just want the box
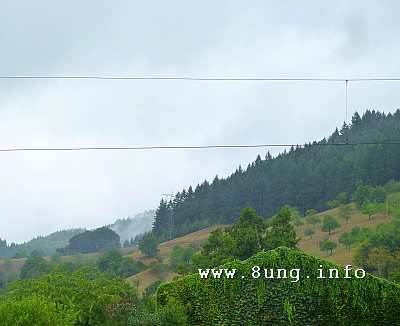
[1,76,400,81]
[0,142,399,152]
[0,76,399,153]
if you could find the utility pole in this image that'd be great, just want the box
[162,193,175,240]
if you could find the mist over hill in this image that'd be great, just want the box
[0,210,154,258]
[109,210,155,244]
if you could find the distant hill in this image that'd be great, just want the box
[109,210,155,244]
[0,210,154,259]
[153,110,400,240]
[0,229,84,259]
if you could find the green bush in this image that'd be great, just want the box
[3,268,137,325]
[169,246,195,273]
[97,250,144,277]
[129,297,187,326]
[157,247,400,325]
[139,232,159,257]
[0,295,76,325]
[20,253,51,279]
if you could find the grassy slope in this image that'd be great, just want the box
[125,225,225,293]
[0,226,221,292]
[128,205,393,293]
[0,204,394,294]
[297,205,391,266]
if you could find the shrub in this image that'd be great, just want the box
[4,268,137,325]
[0,295,76,325]
[139,232,159,257]
[319,239,337,255]
[20,253,51,279]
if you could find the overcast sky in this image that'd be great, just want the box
[1,1,400,243]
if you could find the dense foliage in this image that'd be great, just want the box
[319,239,337,255]
[61,227,121,254]
[191,207,298,269]
[339,226,371,250]
[158,247,400,325]
[0,295,76,325]
[321,215,341,235]
[0,264,191,325]
[153,110,400,239]
[355,219,400,280]
[20,252,51,279]
[97,250,145,277]
[1,268,137,325]
[139,232,160,257]
[169,246,195,274]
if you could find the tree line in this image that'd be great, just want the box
[153,110,400,240]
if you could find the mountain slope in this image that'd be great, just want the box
[153,110,400,240]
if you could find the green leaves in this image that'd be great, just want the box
[97,250,144,278]
[321,215,341,236]
[361,201,381,220]
[20,254,51,280]
[169,246,195,274]
[192,207,298,270]
[264,206,299,250]
[139,232,160,258]
[2,268,137,325]
[63,227,121,255]
[319,239,337,256]
[158,247,400,325]
[0,295,77,326]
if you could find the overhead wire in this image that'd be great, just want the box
[0,76,399,152]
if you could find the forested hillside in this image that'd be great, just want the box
[0,229,84,259]
[0,210,154,259]
[153,110,400,240]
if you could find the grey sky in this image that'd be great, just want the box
[1,1,400,242]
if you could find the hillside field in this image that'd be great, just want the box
[128,204,393,293]
[126,225,224,293]
[0,206,394,294]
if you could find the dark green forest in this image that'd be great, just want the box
[60,227,121,255]
[153,110,400,240]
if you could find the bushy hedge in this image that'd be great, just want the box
[157,247,400,325]
[2,268,137,325]
[0,295,76,326]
